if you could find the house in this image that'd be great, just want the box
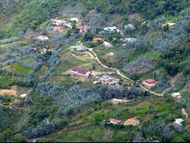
[70,67,90,77]
[168,22,176,29]
[128,13,142,22]
[53,26,65,32]
[93,37,105,43]
[123,38,137,43]
[103,41,113,47]
[36,35,49,41]
[78,25,88,33]
[104,26,120,33]
[124,24,135,32]
[106,118,121,125]
[162,22,176,30]
[70,17,79,22]
[171,92,182,101]
[50,19,68,26]
[111,98,129,105]
[94,75,120,85]
[142,79,157,89]
[63,23,72,29]
[123,117,140,126]
[71,44,88,52]
[174,118,184,126]
[19,93,28,99]
[107,52,115,56]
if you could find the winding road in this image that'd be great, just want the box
[85,47,164,96]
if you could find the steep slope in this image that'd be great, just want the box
[0,0,190,142]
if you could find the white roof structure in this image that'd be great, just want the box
[174,118,184,126]
[124,38,137,43]
[107,52,114,56]
[71,44,87,51]
[19,93,28,98]
[104,27,120,32]
[98,75,119,82]
[70,17,79,22]
[125,24,135,30]
[104,41,113,47]
[168,22,176,27]
[171,92,181,98]
[36,35,49,41]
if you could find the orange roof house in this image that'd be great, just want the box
[93,37,105,43]
[142,79,158,89]
[123,117,140,126]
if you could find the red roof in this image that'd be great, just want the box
[72,67,89,74]
[145,79,157,84]
[126,118,140,123]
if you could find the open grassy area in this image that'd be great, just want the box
[11,63,32,76]
[0,39,28,49]
[0,76,13,87]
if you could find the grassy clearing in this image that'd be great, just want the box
[0,40,28,49]
[144,50,161,60]
[11,63,32,75]
[0,76,13,87]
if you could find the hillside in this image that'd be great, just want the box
[0,0,190,142]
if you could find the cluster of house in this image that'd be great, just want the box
[49,17,88,33]
[142,79,158,89]
[70,43,88,53]
[93,37,113,47]
[105,117,140,127]
[93,75,120,86]
[64,66,120,86]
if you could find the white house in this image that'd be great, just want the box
[174,118,184,126]
[95,75,120,85]
[103,41,113,47]
[124,24,135,32]
[36,35,49,41]
[123,38,137,43]
[19,93,28,99]
[168,22,176,28]
[70,17,79,22]
[51,19,68,26]
[104,27,120,33]
[171,92,182,100]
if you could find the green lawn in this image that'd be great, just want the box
[11,63,32,75]
[0,76,13,87]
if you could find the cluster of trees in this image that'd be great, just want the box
[36,81,149,114]
[154,9,190,52]
[133,121,177,142]
[85,0,189,19]
[27,120,68,139]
